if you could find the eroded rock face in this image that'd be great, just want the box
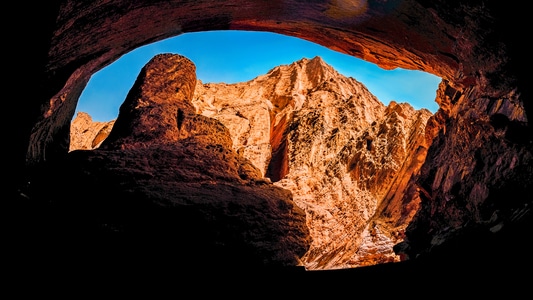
[32,54,310,269]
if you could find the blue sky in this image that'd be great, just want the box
[76,30,441,122]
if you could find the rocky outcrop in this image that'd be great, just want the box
[33,54,310,270]
[194,57,435,269]
[70,112,115,151]
[71,56,433,270]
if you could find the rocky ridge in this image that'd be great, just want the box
[71,55,433,270]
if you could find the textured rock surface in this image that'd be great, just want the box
[194,57,433,269]
[9,0,532,287]
[70,112,115,151]
[35,54,311,269]
[396,80,533,262]
[71,56,433,270]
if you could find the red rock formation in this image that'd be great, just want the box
[396,82,533,263]
[99,54,198,149]
[70,112,115,151]
[9,0,532,287]
[34,54,311,270]
[71,56,433,270]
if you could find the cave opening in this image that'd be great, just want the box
[68,30,443,270]
[72,30,442,177]
[13,1,533,281]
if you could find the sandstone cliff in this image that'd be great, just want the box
[71,55,433,270]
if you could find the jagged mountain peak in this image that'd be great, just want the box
[219,55,384,116]
[260,55,340,85]
[285,55,330,71]
[265,55,327,71]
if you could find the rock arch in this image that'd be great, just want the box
[10,0,531,282]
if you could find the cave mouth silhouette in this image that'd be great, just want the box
[67,31,437,270]
[12,2,532,290]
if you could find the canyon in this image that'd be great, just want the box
[8,0,532,292]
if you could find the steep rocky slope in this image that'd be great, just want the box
[71,55,433,270]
